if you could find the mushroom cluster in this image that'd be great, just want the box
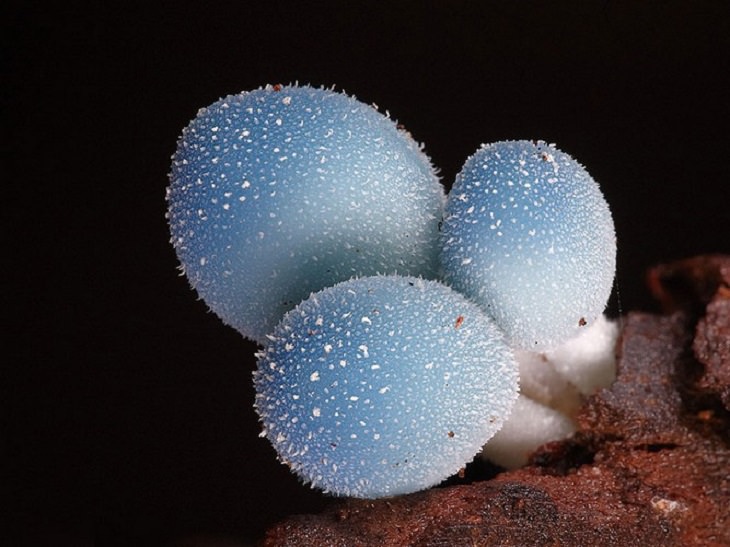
[167,84,617,498]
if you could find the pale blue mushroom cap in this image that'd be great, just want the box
[441,141,616,350]
[254,275,518,498]
[167,85,444,344]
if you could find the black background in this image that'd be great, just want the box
[5,2,729,545]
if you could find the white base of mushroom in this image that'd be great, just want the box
[481,315,619,469]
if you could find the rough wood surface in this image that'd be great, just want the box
[263,256,730,547]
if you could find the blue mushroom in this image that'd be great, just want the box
[254,275,518,498]
[440,140,616,350]
[167,85,444,344]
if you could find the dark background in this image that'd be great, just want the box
[5,2,729,545]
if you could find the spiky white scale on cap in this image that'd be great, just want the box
[167,85,444,344]
[254,275,518,498]
[440,140,616,350]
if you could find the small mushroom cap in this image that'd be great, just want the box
[254,275,519,498]
[441,140,616,350]
[167,85,444,344]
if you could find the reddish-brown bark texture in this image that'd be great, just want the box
[263,255,730,547]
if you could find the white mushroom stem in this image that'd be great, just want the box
[546,315,619,395]
[515,349,582,417]
[480,394,577,469]
[481,316,619,469]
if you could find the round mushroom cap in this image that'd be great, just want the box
[441,140,616,350]
[254,275,519,498]
[167,85,444,344]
